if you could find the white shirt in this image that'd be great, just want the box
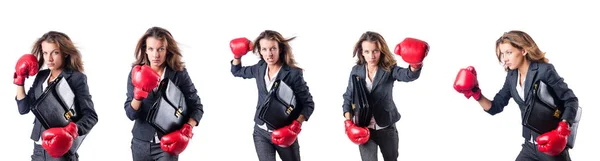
[152,67,166,143]
[264,66,281,92]
[517,72,537,144]
[516,71,526,101]
[257,66,281,132]
[365,66,388,130]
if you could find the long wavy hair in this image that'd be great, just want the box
[352,31,397,72]
[495,30,549,71]
[31,31,84,72]
[132,26,185,71]
[252,30,302,70]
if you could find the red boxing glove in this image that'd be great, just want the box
[453,66,482,101]
[230,37,253,59]
[344,120,370,145]
[42,122,78,158]
[131,65,160,100]
[271,120,302,148]
[536,121,571,156]
[161,124,194,156]
[394,37,429,69]
[14,54,39,86]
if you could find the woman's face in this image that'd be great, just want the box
[41,41,65,71]
[259,38,280,65]
[497,43,526,70]
[361,41,381,66]
[145,37,167,68]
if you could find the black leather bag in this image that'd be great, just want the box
[147,79,188,135]
[351,75,372,127]
[30,76,87,156]
[523,75,582,149]
[258,79,299,130]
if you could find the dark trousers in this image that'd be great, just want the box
[358,125,399,161]
[515,140,571,161]
[31,143,78,161]
[131,138,178,161]
[253,125,301,161]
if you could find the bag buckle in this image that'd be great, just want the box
[554,109,562,118]
[175,108,183,118]
[286,106,293,115]
[64,111,73,120]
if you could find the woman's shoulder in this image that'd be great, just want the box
[532,62,558,76]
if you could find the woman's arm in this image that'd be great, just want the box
[291,70,314,123]
[71,73,98,136]
[16,84,36,115]
[481,75,512,115]
[391,65,421,82]
[179,68,204,127]
[342,71,354,120]
[124,68,141,121]
[231,59,258,79]
[544,64,578,124]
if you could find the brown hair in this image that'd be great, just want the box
[352,31,397,72]
[31,31,84,72]
[132,26,184,71]
[495,30,549,64]
[252,30,302,70]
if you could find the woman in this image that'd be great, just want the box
[453,30,579,161]
[342,31,428,161]
[14,31,98,161]
[123,26,204,161]
[229,30,315,161]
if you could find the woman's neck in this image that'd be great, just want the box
[50,68,63,78]
[151,65,165,76]
[518,60,530,76]
[268,62,282,72]
[367,64,378,72]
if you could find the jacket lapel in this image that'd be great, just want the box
[356,64,366,79]
[60,68,73,80]
[34,70,50,99]
[258,62,268,93]
[507,70,524,103]
[163,66,174,83]
[370,66,385,91]
[523,63,539,101]
[276,64,291,82]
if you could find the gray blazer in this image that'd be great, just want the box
[486,62,579,139]
[342,64,421,127]
[16,68,98,141]
[231,59,315,130]
[124,66,204,141]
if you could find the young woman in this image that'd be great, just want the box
[342,31,428,161]
[229,30,315,161]
[123,26,204,161]
[15,31,99,161]
[453,30,579,161]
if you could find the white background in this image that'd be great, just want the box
[1,0,598,160]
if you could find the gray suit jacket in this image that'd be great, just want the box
[342,64,421,127]
[486,62,579,140]
[231,59,315,130]
[124,66,204,141]
[16,68,98,141]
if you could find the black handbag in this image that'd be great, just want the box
[258,79,299,130]
[351,75,372,127]
[522,74,582,149]
[30,76,87,156]
[147,79,188,135]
